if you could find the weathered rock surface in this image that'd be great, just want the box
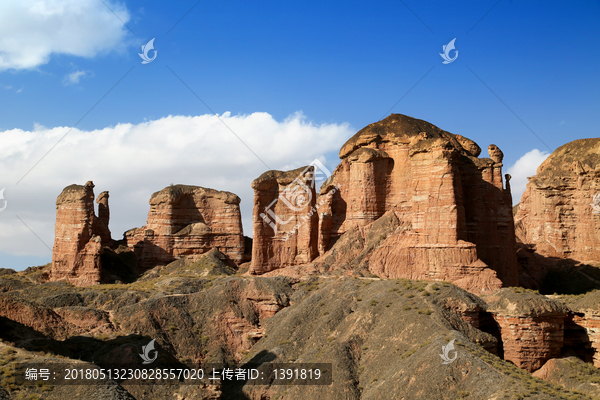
[252,114,518,293]
[568,290,600,367]
[125,184,245,269]
[485,288,569,372]
[533,356,600,398]
[1,266,594,400]
[51,181,111,286]
[515,138,600,263]
[250,166,318,274]
[238,279,570,400]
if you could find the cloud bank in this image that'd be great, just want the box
[507,149,549,205]
[0,0,130,71]
[0,112,353,266]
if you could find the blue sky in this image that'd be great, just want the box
[0,0,598,270]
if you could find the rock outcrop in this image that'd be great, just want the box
[515,138,600,263]
[125,185,245,269]
[250,167,318,274]
[251,114,518,292]
[568,291,600,367]
[94,191,111,244]
[51,181,111,286]
[485,288,569,372]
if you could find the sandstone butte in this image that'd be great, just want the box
[50,183,245,286]
[125,184,245,269]
[515,138,600,263]
[251,113,518,294]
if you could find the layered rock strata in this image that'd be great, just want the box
[250,167,318,274]
[125,185,245,269]
[485,288,569,372]
[51,181,110,286]
[515,138,600,263]
[251,114,518,291]
[569,291,600,367]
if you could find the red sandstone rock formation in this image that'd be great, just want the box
[125,185,245,269]
[568,291,600,367]
[515,138,600,263]
[51,181,110,286]
[94,191,111,244]
[250,166,319,274]
[485,288,569,372]
[251,114,518,292]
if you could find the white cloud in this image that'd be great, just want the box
[0,0,130,71]
[507,149,549,205]
[63,70,88,85]
[0,112,353,262]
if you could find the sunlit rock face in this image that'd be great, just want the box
[125,185,245,270]
[51,181,106,286]
[515,138,600,263]
[251,114,518,293]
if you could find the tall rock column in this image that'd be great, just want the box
[94,191,112,245]
[250,166,318,274]
[51,181,104,286]
[458,145,518,286]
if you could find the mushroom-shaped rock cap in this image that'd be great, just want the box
[456,135,482,157]
[96,191,109,204]
[56,181,95,204]
[484,288,569,318]
[149,184,240,205]
[339,113,481,159]
[487,144,504,163]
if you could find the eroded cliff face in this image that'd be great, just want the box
[250,167,319,275]
[568,291,600,368]
[125,185,245,269]
[51,181,110,286]
[251,114,518,292]
[515,138,600,263]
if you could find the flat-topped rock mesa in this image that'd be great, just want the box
[51,181,112,286]
[485,288,569,372]
[515,138,600,263]
[125,184,245,269]
[251,114,518,292]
